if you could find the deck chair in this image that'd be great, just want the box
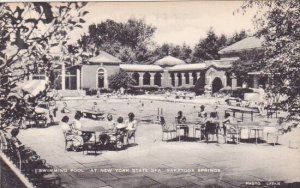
[63,132,74,151]
[224,123,241,144]
[160,117,177,141]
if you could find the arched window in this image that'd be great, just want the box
[143,72,151,85]
[97,69,105,88]
[132,72,139,86]
[154,72,162,86]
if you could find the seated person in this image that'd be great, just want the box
[61,102,71,113]
[126,112,137,139]
[99,114,115,145]
[114,116,127,133]
[106,113,116,130]
[176,111,188,137]
[61,116,83,151]
[10,128,23,150]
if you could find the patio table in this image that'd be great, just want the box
[238,122,263,144]
[220,105,260,122]
[79,126,113,155]
[176,121,203,141]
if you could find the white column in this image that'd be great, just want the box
[253,75,258,89]
[189,72,193,85]
[150,73,155,86]
[76,69,81,90]
[174,73,179,87]
[29,73,33,80]
[139,72,144,86]
[181,73,186,86]
[61,62,66,90]
[231,73,237,89]
[104,71,108,88]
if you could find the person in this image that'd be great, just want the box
[61,116,83,151]
[115,116,127,131]
[114,116,127,145]
[126,112,137,140]
[204,112,220,142]
[91,102,98,111]
[106,113,115,130]
[99,114,115,145]
[198,105,207,120]
[10,128,23,149]
[61,102,71,113]
[72,112,83,135]
[256,85,266,115]
[48,100,57,124]
[176,111,188,137]
[222,112,238,143]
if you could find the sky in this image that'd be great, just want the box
[68,1,258,47]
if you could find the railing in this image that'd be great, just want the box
[0,150,34,188]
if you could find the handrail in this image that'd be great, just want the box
[0,150,35,188]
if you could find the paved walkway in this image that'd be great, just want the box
[18,121,300,188]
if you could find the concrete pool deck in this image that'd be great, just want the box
[15,98,300,188]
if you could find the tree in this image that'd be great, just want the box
[193,28,222,62]
[226,30,247,46]
[0,2,88,128]
[108,70,135,90]
[241,0,300,115]
[78,19,156,64]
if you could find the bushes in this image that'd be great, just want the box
[108,70,135,90]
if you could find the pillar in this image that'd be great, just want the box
[104,71,108,88]
[231,73,237,89]
[150,73,155,86]
[253,75,258,89]
[162,70,171,87]
[61,62,65,90]
[181,72,186,86]
[189,72,193,85]
[174,73,179,87]
[76,69,81,90]
[29,73,33,80]
[139,72,144,86]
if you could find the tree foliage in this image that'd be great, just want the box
[78,19,156,64]
[0,2,88,128]
[192,28,247,62]
[241,0,300,113]
[108,70,135,90]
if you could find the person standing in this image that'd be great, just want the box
[126,112,137,140]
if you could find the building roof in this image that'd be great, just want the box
[120,64,163,72]
[154,55,186,66]
[205,57,239,69]
[169,58,239,71]
[120,57,238,72]
[169,63,206,71]
[89,51,122,64]
[219,36,263,54]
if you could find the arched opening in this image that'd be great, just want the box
[143,72,151,85]
[192,72,197,84]
[177,73,182,86]
[154,72,162,86]
[132,72,139,86]
[97,68,105,88]
[170,73,175,86]
[184,72,189,84]
[212,77,223,93]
